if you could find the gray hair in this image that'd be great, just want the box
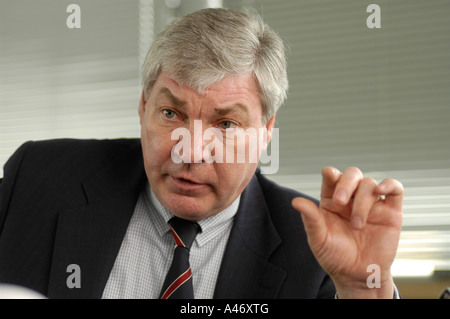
[141,8,288,123]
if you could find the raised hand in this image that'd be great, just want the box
[292,166,403,298]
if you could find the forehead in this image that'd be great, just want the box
[153,72,262,108]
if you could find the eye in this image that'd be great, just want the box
[162,109,177,119]
[219,121,237,130]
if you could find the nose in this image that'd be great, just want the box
[171,120,219,164]
[189,120,205,163]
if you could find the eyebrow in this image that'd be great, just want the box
[157,87,251,119]
[213,104,249,118]
[157,88,186,108]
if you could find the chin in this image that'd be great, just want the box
[169,208,213,222]
[163,193,217,221]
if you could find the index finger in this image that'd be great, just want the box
[332,166,364,205]
[320,166,342,199]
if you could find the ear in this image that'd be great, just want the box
[265,114,276,144]
[138,90,146,125]
[259,114,276,153]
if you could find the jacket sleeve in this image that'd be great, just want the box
[0,141,32,235]
[317,273,336,299]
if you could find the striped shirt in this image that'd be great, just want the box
[102,182,240,299]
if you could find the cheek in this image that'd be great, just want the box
[221,129,264,164]
[214,162,258,197]
[141,119,175,169]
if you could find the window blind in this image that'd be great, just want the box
[0,0,142,176]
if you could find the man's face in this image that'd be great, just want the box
[139,72,275,221]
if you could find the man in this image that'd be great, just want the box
[0,8,403,299]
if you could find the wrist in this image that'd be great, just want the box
[334,276,395,299]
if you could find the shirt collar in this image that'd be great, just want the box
[143,183,240,247]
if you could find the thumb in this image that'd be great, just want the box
[291,197,327,248]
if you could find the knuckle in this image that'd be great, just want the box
[361,177,377,187]
[322,166,341,176]
[388,178,405,193]
[344,166,363,178]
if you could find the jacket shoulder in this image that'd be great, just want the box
[0,138,142,228]
[11,138,141,174]
[24,138,141,160]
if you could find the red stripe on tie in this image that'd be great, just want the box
[169,225,185,247]
[161,268,192,299]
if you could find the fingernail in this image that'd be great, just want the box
[351,216,363,230]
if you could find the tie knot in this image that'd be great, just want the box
[168,217,201,250]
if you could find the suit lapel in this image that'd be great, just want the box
[214,173,286,298]
[47,142,146,298]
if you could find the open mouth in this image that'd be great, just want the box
[178,177,197,185]
[170,176,209,192]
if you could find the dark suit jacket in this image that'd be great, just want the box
[0,139,335,298]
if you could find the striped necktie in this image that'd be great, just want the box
[159,217,201,299]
